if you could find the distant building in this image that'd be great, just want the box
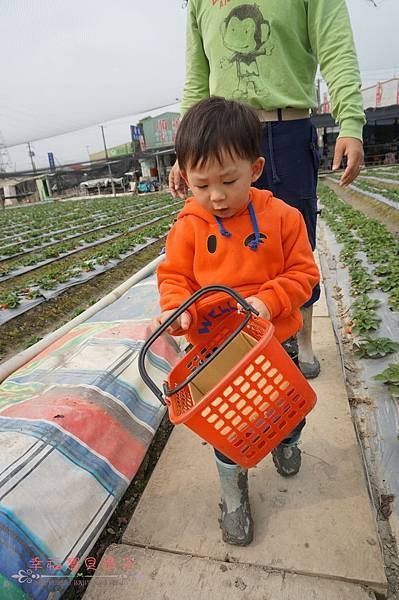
[137,112,179,184]
[313,78,399,166]
[89,142,134,162]
[0,175,52,207]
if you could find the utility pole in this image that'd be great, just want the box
[27,142,37,174]
[100,125,116,197]
[0,130,12,173]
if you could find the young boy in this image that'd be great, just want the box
[153,96,319,546]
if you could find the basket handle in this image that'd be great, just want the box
[138,285,259,404]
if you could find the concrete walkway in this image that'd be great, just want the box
[84,260,387,599]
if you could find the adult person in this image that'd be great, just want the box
[169,0,365,378]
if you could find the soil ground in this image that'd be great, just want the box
[322,177,399,236]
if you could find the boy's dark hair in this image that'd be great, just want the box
[175,97,262,171]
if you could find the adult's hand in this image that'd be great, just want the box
[169,161,188,199]
[332,137,364,186]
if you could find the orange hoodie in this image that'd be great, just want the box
[157,187,319,344]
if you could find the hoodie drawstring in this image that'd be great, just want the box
[214,200,261,251]
[267,122,281,184]
[215,216,232,238]
[247,201,261,251]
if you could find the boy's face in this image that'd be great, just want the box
[181,152,265,219]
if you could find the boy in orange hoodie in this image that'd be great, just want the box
[153,97,319,546]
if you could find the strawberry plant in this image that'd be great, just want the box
[0,292,20,309]
[353,337,399,359]
[351,296,380,311]
[350,310,381,335]
[374,364,399,399]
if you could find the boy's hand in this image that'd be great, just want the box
[238,296,271,321]
[151,310,192,334]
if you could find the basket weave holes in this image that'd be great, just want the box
[211,397,223,407]
[264,384,274,395]
[242,405,253,416]
[270,390,279,402]
[259,401,269,412]
[225,409,236,420]
[250,372,261,382]
[207,413,218,423]
[233,375,244,386]
[219,402,229,414]
[261,360,272,372]
[221,425,232,436]
[214,418,225,430]
[257,377,266,389]
[236,399,246,411]
[238,422,248,432]
[253,394,263,406]
[254,355,266,365]
[240,382,250,394]
[232,415,242,426]
[274,373,283,385]
[201,407,211,417]
[245,364,254,376]
[223,386,233,397]
[267,367,278,377]
[228,393,240,404]
[280,381,290,391]
[249,411,259,422]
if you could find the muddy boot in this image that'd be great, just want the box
[272,443,301,477]
[298,305,320,379]
[215,458,254,546]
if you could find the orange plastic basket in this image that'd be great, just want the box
[139,286,317,468]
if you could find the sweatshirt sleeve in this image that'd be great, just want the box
[256,209,320,320]
[157,218,198,324]
[307,0,365,140]
[180,1,210,115]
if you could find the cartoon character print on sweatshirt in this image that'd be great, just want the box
[220,4,273,100]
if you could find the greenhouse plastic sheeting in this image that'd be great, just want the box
[0,274,180,599]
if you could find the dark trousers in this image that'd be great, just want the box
[253,118,321,307]
[215,336,306,466]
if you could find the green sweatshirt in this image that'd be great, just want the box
[181,0,365,140]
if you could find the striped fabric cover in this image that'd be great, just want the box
[0,277,181,599]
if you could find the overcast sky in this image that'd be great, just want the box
[1,0,398,171]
